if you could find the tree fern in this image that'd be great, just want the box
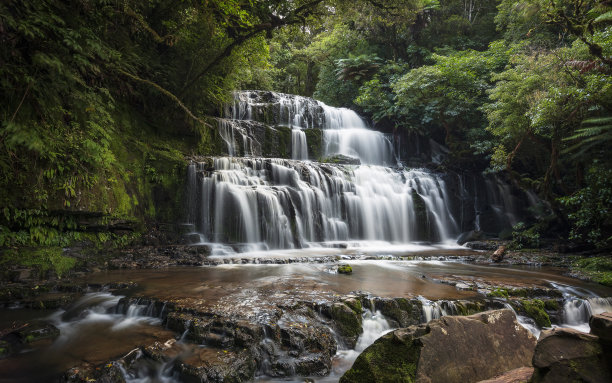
[563,116,612,157]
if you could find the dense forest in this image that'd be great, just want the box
[1,0,611,273]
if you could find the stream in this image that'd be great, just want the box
[1,257,611,382]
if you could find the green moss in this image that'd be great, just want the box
[487,288,509,298]
[304,129,323,159]
[572,256,612,287]
[338,264,353,274]
[331,303,362,338]
[1,247,75,279]
[455,301,485,316]
[544,299,560,311]
[344,298,362,314]
[521,299,551,328]
[340,331,419,383]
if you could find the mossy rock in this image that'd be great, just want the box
[338,264,353,274]
[304,128,323,159]
[330,302,362,346]
[521,299,551,328]
[343,297,362,314]
[454,300,486,316]
[487,288,509,299]
[340,327,423,383]
[373,297,422,328]
[544,299,560,311]
[15,321,60,344]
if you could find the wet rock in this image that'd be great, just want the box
[330,302,362,348]
[371,297,422,328]
[456,230,484,245]
[590,312,612,343]
[341,309,536,383]
[518,299,551,328]
[531,327,612,383]
[465,241,499,251]
[492,245,506,262]
[294,353,332,376]
[13,320,60,344]
[337,264,352,274]
[279,323,336,359]
[62,362,126,383]
[177,347,257,383]
[320,154,361,165]
[477,367,534,383]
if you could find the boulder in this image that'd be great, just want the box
[320,155,361,165]
[177,347,257,383]
[340,309,536,383]
[456,230,484,245]
[590,312,612,343]
[531,327,612,383]
[465,241,499,251]
[330,302,363,348]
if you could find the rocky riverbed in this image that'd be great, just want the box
[1,243,611,382]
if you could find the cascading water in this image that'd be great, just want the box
[549,282,612,332]
[185,91,467,252]
[185,158,459,252]
[183,90,541,252]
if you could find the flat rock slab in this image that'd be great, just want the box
[340,309,536,383]
[477,367,534,383]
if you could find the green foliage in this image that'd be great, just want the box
[390,43,510,157]
[1,247,75,279]
[560,164,612,249]
[511,222,541,249]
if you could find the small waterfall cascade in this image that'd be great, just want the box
[185,158,459,251]
[330,309,392,380]
[549,282,612,332]
[417,296,458,322]
[223,91,395,165]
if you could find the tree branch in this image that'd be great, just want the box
[180,0,325,95]
[117,69,211,129]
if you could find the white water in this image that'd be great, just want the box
[49,293,162,342]
[291,129,308,160]
[550,282,612,332]
[186,90,530,252]
[325,310,392,382]
[186,158,459,251]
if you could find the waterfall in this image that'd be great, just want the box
[186,158,459,251]
[318,102,395,165]
[183,90,534,252]
[292,129,308,160]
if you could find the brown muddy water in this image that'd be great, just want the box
[1,258,611,383]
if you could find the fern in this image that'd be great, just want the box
[564,116,612,156]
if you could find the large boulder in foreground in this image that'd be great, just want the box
[590,312,612,343]
[340,309,536,383]
[531,327,611,383]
